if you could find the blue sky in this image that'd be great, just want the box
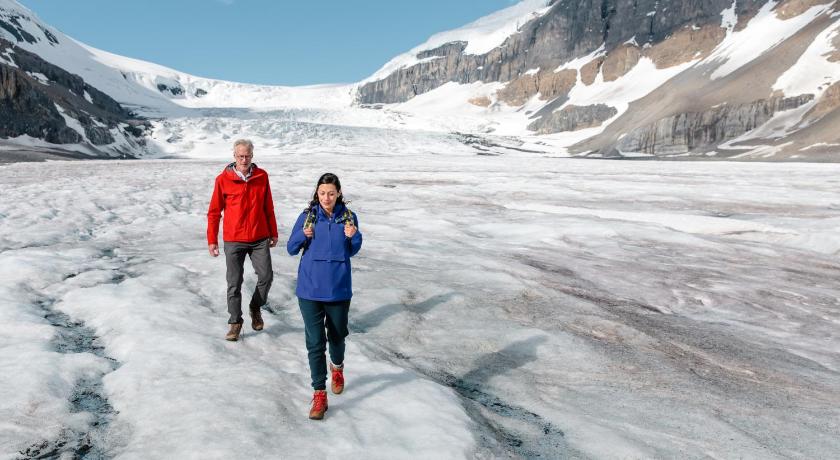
[19,0,517,86]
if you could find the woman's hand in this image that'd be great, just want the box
[344,224,357,238]
[303,227,314,238]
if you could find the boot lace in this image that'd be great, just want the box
[331,366,344,387]
[312,392,328,412]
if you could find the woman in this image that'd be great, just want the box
[287,173,362,420]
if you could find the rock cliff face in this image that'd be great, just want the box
[358,0,767,104]
[495,68,576,106]
[614,95,815,156]
[0,64,79,143]
[0,38,149,156]
[529,103,618,134]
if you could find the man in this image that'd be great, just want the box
[207,139,278,341]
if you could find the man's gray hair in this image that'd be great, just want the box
[233,139,254,153]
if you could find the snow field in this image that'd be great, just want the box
[1,148,840,458]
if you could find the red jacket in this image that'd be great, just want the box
[207,164,278,244]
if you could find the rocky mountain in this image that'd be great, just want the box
[0,4,158,159]
[358,0,840,160]
[0,0,838,161]
[359,0,763,104]
[0,38,150,155]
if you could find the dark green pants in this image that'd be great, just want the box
[298,297,350,391]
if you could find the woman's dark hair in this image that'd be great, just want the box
[308,173,344,210]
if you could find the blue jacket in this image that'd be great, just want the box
[287,203,363,301]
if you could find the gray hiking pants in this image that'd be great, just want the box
[224,238,273,324]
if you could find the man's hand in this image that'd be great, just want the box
[344,224,357,238]
[208,244,219,257]
[303,227,314,238]
[269,237,278,248]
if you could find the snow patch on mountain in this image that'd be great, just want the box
[773,19,840,96]
[53,103,85,139]
[708,1,834,79]
[25,70,48,84]
[553,44,607,73]
[720,0,738,32]
[0,48,16,67]
[533,56,697,144]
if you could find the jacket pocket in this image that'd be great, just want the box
[309,222,348,261]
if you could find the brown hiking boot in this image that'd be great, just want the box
[250,306,264,331]
[309,390,328,420]
[225,323,242,341]
[330,362,344,395]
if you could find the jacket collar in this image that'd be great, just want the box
[224,163,262,181]
[317,202,346,220]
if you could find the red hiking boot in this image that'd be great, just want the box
[330,362,345,395]
[309,390,328,420]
